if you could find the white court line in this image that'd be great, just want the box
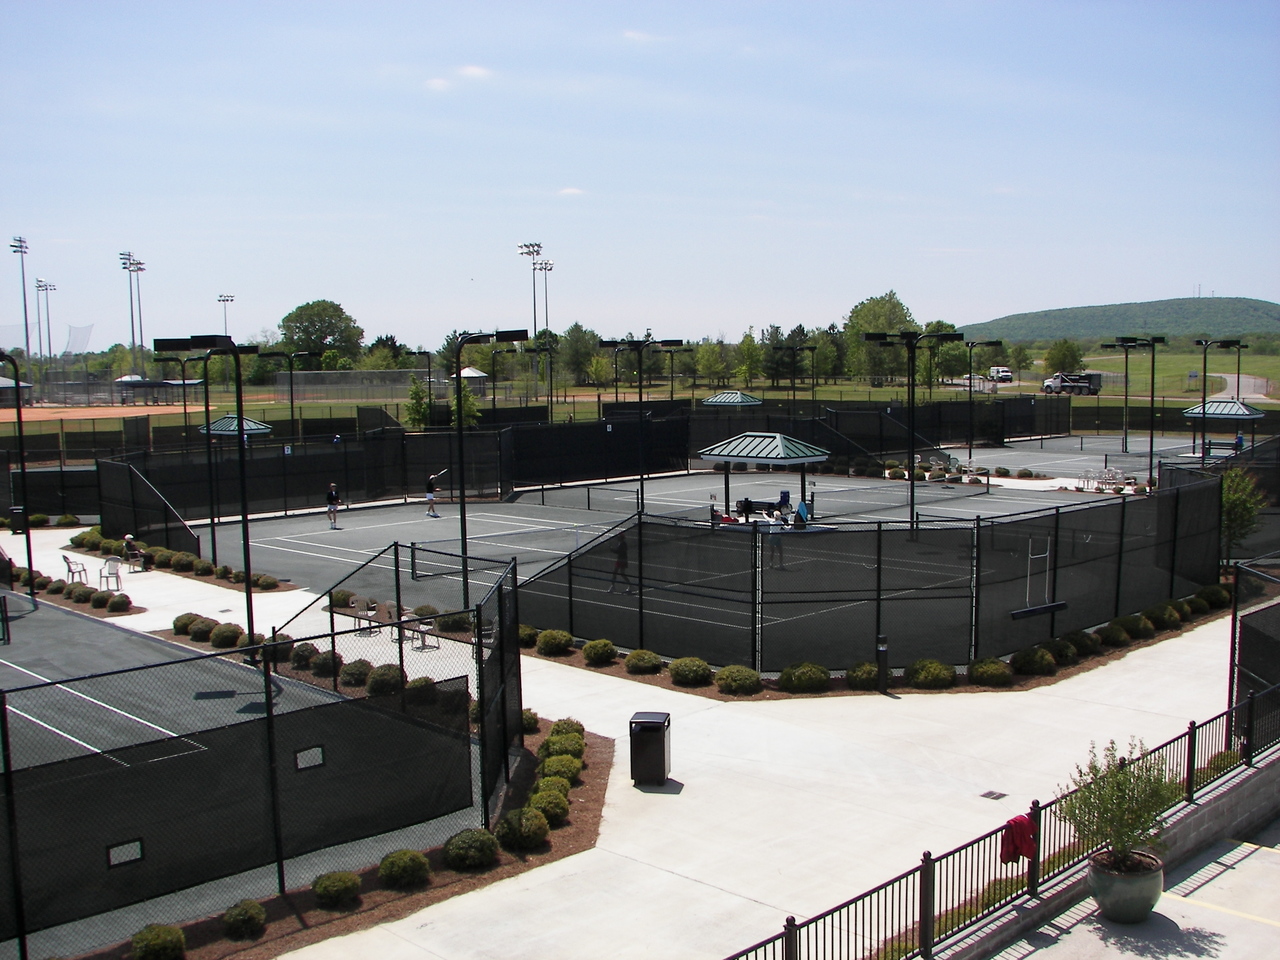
[7,706,116,757]
[0,659,178,738]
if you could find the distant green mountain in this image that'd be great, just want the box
[960,297,1280,342]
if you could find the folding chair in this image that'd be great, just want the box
[99,557,123,591]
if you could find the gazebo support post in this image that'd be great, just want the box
[724,462,731,513]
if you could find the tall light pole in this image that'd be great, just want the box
[601,337,681,511]
[490,347,518,413]
[9,238,31,364]
[799,345,817,406]
[865,330,964,528]
[1230,342,1250,400]
[261,350,321,440]
[218,294,234,337]
[1112,337,1166,486]
[130,258,147,377]
[536,259,553,396]
[1100,340,1136,453]
[518,243,542,396]
[36,278,57,402]
[456,329,527,607]
[659,346,692,401]
[772,345,798,413]
[0,352,36,601]
[154,355,199,448]
[1195,339,1240,467]
[119,251,137,374]
[965,340,1002,460]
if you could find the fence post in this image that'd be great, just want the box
[1167,487,1181,598]
[1244,693,1256,766]
[875,522,883,640]
[636,516,645,652]
[329,605,339,693]
[1027,800,1042,898]
[566,554,575,638]
[752,520,761,672]
[1184,720,1198,803]
[919,850,935,960]
[260,653,288,894]
[394,543,407,713]
[1113,496,1126,620]
[783,915,799,960]
[0,692,30,960]
[970,517,980,663]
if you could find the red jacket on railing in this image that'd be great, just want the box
[1000,814,1037,864]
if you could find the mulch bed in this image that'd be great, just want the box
[22,591,147,618]
[72,725,612,960]
[522,603,1238,700]
[64,546,298,594]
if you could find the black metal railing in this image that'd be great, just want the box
[724,682,1280,960]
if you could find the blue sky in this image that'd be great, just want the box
[2,1,1277,354]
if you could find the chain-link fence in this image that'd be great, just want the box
[0,547,520,956]
[519,477,1221,672]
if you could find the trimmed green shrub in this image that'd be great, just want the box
[330,588,354,608]
[367,664,406,696]
[339,658,373,686]
[624,649,663,674]
[379,849,430,889]
[222,898,267,940]
[312,871,361,909]
[907,659,956,689]
[1187,595,1211,617]
[969,658,1014,687]
[1141,605,1181,631]
[237,633,266,649]
[311,650,344,677]
[46,578,66,595]
[193,559,215,576]
[257,575,279,590]
[495,807,549,851]
[582,638,617,666]
[778,661,830,693]
[715,664,763,695]
[534,775,571,797]
[1060,630,1102,657]
[28,513,49,528]
[1111,615,1155,640]
[1196,584,1231,609]
[1039,638,1078,666]
[518,623,539,647]
[260,633,294,663]
[209,622,245,648]
[888,468,906,480]
[82,532,104,551]
[435,611,472,632]
[540,755,583,783]
[537,733,586,760]
[151,549,175,569]
[669,656,713,686]
[172,612,200,635]
[411,603,439,618]
[1168,599,1193,621]
[1016,468,1033,479]
[548,718,585,738]
[522,708,540,733]
[1011,647,1057,676]
[107,593,132,613]
[846,661,879,690]
[214,564,232,579]
[71,584,95,603]
[994,466,1011,477]
[1096,624,1131,647]
[33,575,51,590]
[439,687,471,716]
[56,513,81,527]
[529,789,570,826]
[130,923,185,960]
[536,629,574,656]
[404,676,438,705]
[442,829,498,870]
[170,552,197,572]
[231,569,247,583]
[290,641,319,668]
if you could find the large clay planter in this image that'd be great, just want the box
[1088,851,1164,923]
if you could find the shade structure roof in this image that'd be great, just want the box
[702,390,763,407]
[1182,399,1266,421]
[0,377,32,389]
[453,366,488,379]
[198,415,273,436]
[697,432,830,464]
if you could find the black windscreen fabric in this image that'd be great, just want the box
[1052,500,1124,633]
[275,697,472,859]
[564,530,643,649]
[518,560,572,634]
[1238,597,1280,694]
[1119,495,1168,618]
[640,521,754,666]
[477,585,506,806]
[12,720,275,932]
[760,526,881,673]
[878,525,973,667]
[1173,479,1220,595]
[976,514,1059,659]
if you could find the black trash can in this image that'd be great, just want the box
[629,711,670,785]
[8,508,24,535]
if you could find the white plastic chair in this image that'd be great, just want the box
[64,555,88,582]
[99,557,123,590]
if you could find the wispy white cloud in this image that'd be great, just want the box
[425,78,451,92]
[559,187,584,195]
[457,65,493,79]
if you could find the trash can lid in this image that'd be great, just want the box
[630,711,670,725]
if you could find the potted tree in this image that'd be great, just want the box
[1054,738,1182,923]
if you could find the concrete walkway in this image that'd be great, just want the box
[279,615,1238,960]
